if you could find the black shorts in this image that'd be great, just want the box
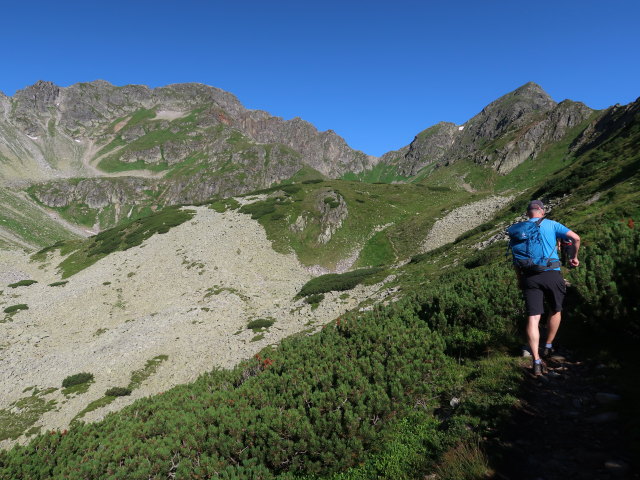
[521,270,566,316]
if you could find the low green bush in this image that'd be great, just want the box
[298,267,383,297]
[3,304,28,314]
[304,293,325,305]
[323,197,340,208]
[8,280,37,288]
[247,318,275,332]
[48,281,68,287]
[239,200,277,220]
[61,373,94,389]
[104,387,132,397]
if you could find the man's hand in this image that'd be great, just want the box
[569,257,580,268]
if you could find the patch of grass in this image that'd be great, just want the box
[93,328,108,337]
[323,197,340,208]
[72,396,117,424]
[3,304,28,314]
[61,373,94,396]
[250,334,265,342]
[48,281,68,287]
[342,162,410,183]
[355,230,396,267]
[208,197,241,213]
[7,280,37,288]
[433,440,493,480]
[247,318,275,333]
[128,355,168,390]
[0,390,57,441]
[57,206,195,278]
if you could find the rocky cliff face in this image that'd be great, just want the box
[380,82,595,175]
[0,80,375,199]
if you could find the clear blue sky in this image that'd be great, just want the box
[2,0,639,156]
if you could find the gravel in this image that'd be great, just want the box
[0,207,384,447]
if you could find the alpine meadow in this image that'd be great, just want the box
[0,80,638,479]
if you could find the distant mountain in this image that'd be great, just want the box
[379,82,594,176]
[0,79,375,189]
[0,80,633,245]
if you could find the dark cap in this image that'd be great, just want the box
[527,200,544,211]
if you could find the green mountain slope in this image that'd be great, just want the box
[1,93,638,478]
[0,188,81,249]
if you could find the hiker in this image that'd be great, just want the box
[508,200,581,376]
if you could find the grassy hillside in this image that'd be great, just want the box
[0,188,80,249]
[1,101,638,478]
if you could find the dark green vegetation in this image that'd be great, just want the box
[61,373,94,389]
[104,387,132,397]
[48,281,68,287]
[1,98,639,478]
[7,279,37,288]
[3,304,28,314]
[61,373,94,390]
[297,268,384,297]
[37,206,195,278]
[247,318,275,333]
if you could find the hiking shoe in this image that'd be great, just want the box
[542,346,555,359]
[532,362,543,376]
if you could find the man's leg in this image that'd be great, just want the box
[527,314,542,360]
[545,311,561,346]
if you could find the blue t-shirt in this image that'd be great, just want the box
[527,217,570,271]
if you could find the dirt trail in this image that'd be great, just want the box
[492,350,637,479]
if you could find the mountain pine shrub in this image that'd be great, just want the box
[61,373,94,389]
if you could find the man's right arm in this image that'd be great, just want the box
[566,230,581,267]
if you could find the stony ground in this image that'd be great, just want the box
[421,194,514,252]
[0,207,390,448]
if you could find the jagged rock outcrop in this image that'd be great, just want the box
[315,190,348,244]
[571,97,640,155]
[392,122,459,176]
[30,178,155,209]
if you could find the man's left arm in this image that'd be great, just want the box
[565,230,581,267]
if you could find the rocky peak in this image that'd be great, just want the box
[14,80,61,112]
[377,82,594,176]
[462,82,557,143]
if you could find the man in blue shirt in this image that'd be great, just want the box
[520,200,581,376]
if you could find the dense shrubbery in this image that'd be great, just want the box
[1,215,637,478]
[239,200,277,219]
[0,299,455,479]
[568,221,640,339]
[298,268,383,297]
[88,206,195,257]
[247,318,275,332]
[61,373,94,389]
[104,387,132,397]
